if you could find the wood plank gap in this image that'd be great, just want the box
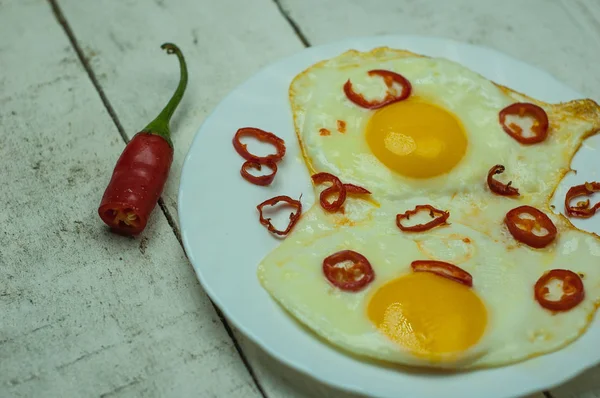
[158,198,183,246]
[272,0,311,47]
[47,1,268,396]
[47,0,128,145]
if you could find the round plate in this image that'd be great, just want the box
[179,35,600,398]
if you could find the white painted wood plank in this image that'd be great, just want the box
[552,366,600,398]
[0,1,259,397]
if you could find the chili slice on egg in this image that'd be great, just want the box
[344,184,371,195]
[256,195,302,236]
[504,205,557,248]
[322,250,375,292]
[311,172,347,212]
[311,173,371,212]
[534,269,584,312]
[343,69,412,109]
[396,205,450,232]
[565,182,600,218]
[499,102,549,145]
[411,260,473,287]
[487,164,519,196]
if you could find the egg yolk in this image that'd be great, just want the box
[367,272,487,358]
[365,100,468,178]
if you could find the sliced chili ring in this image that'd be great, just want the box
[311,172,347,212]
[322,250,375,292]
[396,205,450,232]
[233,127,286,163]
[534,269,584,312]
[499,103,549,145]
[487,165,519,196]
[504,205,557,248]
[344,183,371,195]
[565,182,600,218]
[343,69,412,110]
[256,195,302,236]
[240,160,277,186]
[411,260,473,287]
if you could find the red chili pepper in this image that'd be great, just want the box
[98,43,187,235]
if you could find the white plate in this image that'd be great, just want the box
[179,35,600,398]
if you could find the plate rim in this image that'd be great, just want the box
[178,34,598,398]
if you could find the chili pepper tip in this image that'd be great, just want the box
[161,43,179,54]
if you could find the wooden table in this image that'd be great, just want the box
[2,1,599,397]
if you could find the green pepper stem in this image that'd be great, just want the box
[142,43,188,147]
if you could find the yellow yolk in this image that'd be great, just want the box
[367,272,487,359]
[366,100,468,178]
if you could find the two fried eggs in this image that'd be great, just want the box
[258,47,600,368]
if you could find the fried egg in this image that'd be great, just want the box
[290,47,600,201]
[256,47,600,369]
[258,199,600,368]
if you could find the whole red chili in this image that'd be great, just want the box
[98,43,187,235]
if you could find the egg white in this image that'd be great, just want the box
[290,47,600,201]
[256,47,600,370]
[258,199,600,369]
